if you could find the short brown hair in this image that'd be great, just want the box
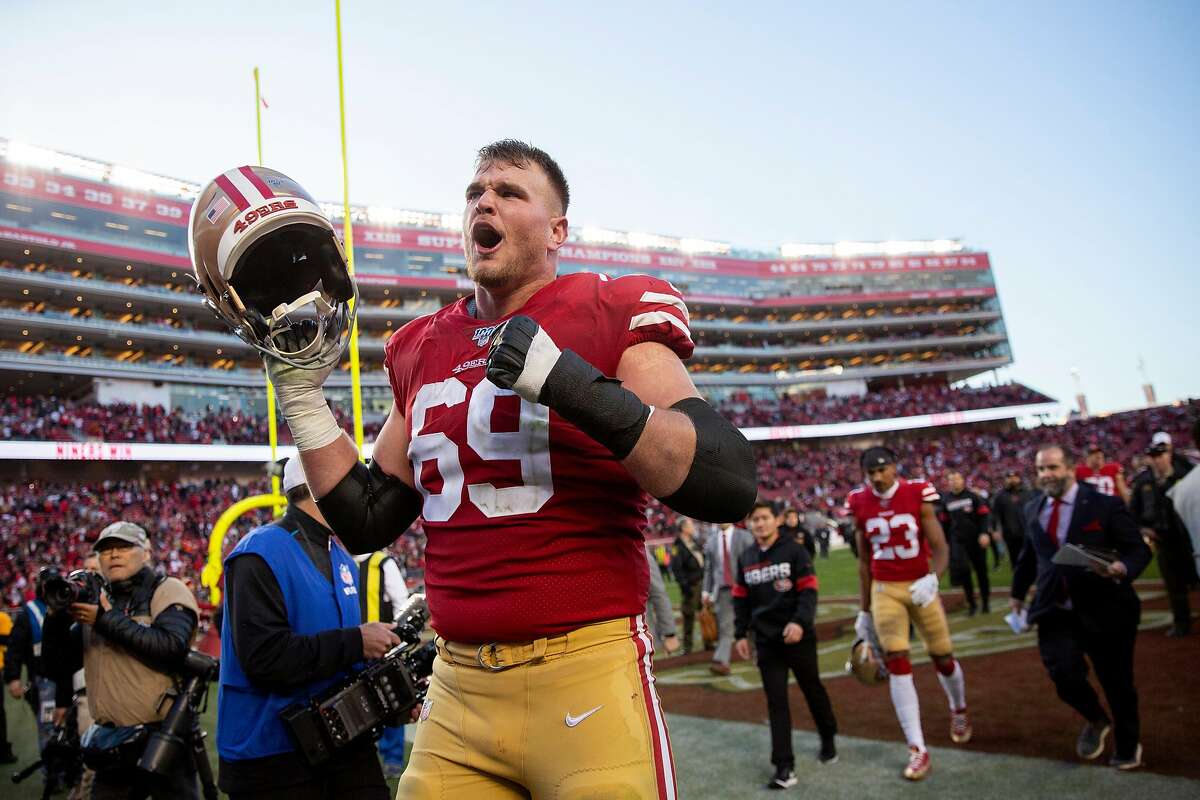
[476,139,570,213]
[1036,443,1074,464]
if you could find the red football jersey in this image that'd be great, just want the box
[1076,463,1122,497]
[844,479,939,582]
[383,272,694,642]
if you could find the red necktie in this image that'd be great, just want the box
[1045,498,1061,550]
[1046,498,1069,603]
[723,532,734,587]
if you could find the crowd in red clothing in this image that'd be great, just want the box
[0,478,269,606]
[716,382,1051,427]
[3,384,1049,446]
[753,399,1200,515]
[0,395,383,445]
[0,477,425,607]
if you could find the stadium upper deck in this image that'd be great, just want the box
[0,139,1013,409]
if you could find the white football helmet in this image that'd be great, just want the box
[189,165,357,370]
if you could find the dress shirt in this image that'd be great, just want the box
[1038,481,1079,547]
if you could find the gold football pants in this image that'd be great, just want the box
[397,615,677,799]
[871,579,953,656]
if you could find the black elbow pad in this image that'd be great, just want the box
[658,398,757,523]
[316,459,423,554]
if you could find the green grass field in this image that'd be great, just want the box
[664,544,1162,606]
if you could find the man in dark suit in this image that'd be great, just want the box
[1010,444,1152,771]
[991,470,1035,570]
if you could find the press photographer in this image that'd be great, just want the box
[216,457,399,799]
[40,521,202,799]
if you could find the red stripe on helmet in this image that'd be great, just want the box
[239,166,276,199]
[213,174,249,211]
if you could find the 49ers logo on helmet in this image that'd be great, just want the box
[233,199,299,234]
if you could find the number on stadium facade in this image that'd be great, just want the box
[866,513,920,560]
[409,377,553,521]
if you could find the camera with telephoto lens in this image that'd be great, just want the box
[138,651,220,799]
[41,568,106,613]
[281,594,436,767]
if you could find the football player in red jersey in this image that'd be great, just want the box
[845,447,971,782]
[1076,443,1129,503]
[263,140,756,798]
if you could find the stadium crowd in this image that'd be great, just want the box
[3,384,1047,446]
[755,400,1199,512]
[0,476,425,608]
[717,382,1051,427]
[0,395,383,445]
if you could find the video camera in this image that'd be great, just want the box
[40,568,106,613]
[281,594,436,767]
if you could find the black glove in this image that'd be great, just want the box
[485,315,650,459]
[486,315,563,403]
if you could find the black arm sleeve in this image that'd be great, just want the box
[92,604,197,672]
[315,459,423,555]
[225,554,364,691]
[1011,525,1038,601]
[659,398,757,523]
[792,590,818,632]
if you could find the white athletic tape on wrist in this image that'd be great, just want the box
[511,326,562,404]
[275,384,343,451]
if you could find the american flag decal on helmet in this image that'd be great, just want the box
[204,195,231,223]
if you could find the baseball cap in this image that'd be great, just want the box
[1151,431,1172,448]
[95,521,150,550]
[1086,441,1103,453]
[282,456,308,493]
[860,446,896,470]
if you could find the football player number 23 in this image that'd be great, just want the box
[866,514,920,560]
[409,377,553,521]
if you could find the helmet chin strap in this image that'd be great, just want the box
[269,290,335,360]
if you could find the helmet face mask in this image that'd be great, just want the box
[189,166,357,371]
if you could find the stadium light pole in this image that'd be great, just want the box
[335,0,366,458]
[255,65,285,512]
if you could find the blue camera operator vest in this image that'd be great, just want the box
[217,523,361,761]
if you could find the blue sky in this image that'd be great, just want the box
[3,1,1197,413]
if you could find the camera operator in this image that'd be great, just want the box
[217,457,398,799]
[40,522,202,799]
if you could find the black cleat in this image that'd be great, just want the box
[818,738,838,764]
